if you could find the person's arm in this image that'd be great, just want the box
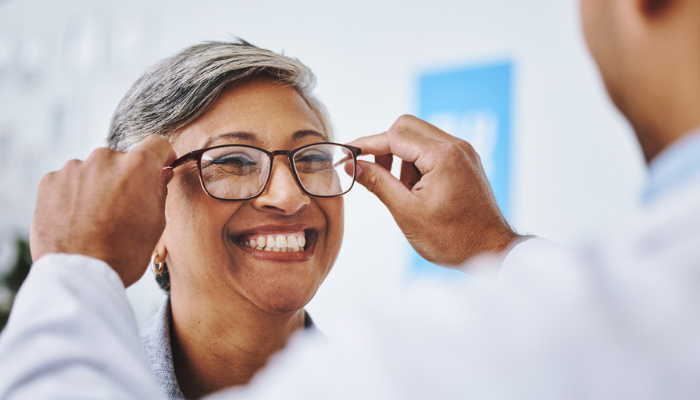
[0,135,175,399]
[0,254,165,400]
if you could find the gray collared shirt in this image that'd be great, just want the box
[140,295,318,400]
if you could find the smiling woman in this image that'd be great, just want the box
[107,40,353,399]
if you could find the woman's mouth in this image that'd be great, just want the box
[232,227,319,262]
[237,231,307,252]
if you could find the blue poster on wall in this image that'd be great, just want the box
[410,61,514,278]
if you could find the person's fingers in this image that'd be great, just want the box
[349,129,436,167]
[355,159,412,211]
[30,172,55,261]
[84,148,115,165]
[161,168,175,186]
[347,133,391,155]
[375,154,393,172]
[389,115,448,140]
[344,158,354,177]
[390,114,476,155]
[390,114,463,144]
[132,135,177,167]
[399,160,422,190]
[157,168,174,202]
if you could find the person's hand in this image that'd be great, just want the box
[30,135,177,287]
[348,115,520,266]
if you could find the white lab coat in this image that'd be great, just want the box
[2,174,700,399]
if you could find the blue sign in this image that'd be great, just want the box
[410,61,514,278]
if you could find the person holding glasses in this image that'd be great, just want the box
[105,40,359,400]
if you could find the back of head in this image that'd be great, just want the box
[108,39,332,152]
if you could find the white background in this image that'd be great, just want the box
[0,0,646,336]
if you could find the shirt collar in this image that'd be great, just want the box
[141,294,321,399]
[644,126,700,203]
[140,295,185,400]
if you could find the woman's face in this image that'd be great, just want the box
[162,77,343,314]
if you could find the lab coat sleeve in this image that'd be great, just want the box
[499,236,569,279]
[0,254,165,400]
[453,237,568,281]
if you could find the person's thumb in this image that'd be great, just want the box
[354,159,411,211]
[157,168,174,200]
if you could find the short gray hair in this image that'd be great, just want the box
[107,39,332,151]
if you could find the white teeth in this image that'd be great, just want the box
[241,233,306,252]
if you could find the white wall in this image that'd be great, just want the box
[0,0,646,336]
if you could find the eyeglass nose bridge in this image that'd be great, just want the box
[261,149,305,196]
[268,149,293,158]
[267,149,295,167]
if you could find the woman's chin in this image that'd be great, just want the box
[249,287,315,315]
[256,298,309,315]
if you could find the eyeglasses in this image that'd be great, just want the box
[167,142,362,200]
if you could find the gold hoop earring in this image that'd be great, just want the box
[151,253,167,275]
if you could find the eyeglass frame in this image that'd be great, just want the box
[166,142,363,201]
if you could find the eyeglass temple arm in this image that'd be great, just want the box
[348,145,362,156]
[164,152,200,170]
[331,145,362,169]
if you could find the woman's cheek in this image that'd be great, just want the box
[322,197,344,265]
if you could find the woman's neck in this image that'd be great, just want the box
[169,287,306,399]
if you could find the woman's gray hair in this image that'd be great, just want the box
[108,39,332,292]
[107,39,332,152]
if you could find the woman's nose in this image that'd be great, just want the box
[252,158,310,215]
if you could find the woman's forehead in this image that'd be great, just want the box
[202,130,327,149]
[174,79,326,153]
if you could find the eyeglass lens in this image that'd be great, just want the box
[199,144,355,199]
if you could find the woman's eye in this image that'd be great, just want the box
[295,151,333,173]
[212,155,257,167]
[203,152,261,177]
[296,152,332,164]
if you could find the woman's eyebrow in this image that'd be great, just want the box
[203,132,258,148]
[293,130,327,141]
